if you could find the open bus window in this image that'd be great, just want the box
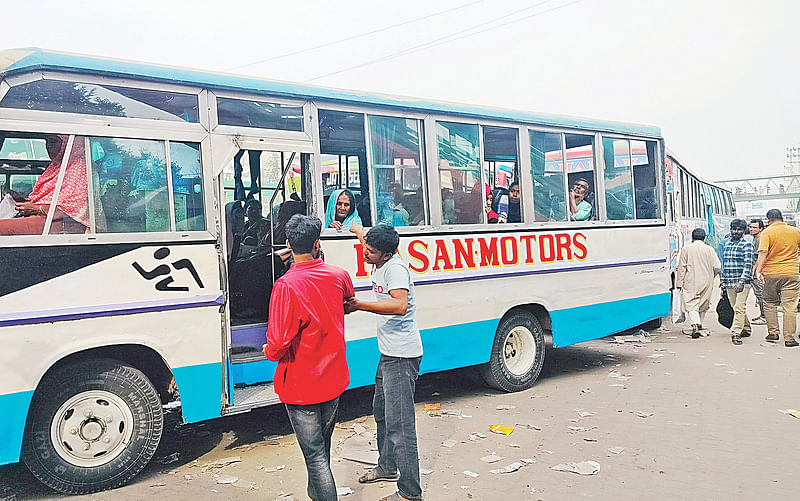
[565,134,596,222]
[1,80,199,122]
[319,109,371,227]
[483,126,520,223]
[530,130,567,222]
[603,137,635,220]
[436,121,481,225]
[632,140,660,219]
[368,115,425,227]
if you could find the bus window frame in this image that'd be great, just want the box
[208,89,312,141]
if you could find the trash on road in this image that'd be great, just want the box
[646,354,664,358]
[567,425,597,432]
[258,465,286,473]
[216,475,239,484]
[463,470,479,478]
[490,461,524,474]
[441,439,459,448]
[550,460,601,476]
[577,411,593,418]
[630,411,653,418]
[201,456,242,471]
[609,370,631,381]
[468,432,487,441]
[583,437,598,442]
[607,447,625,455]
[479,453,504,463]
[779,409,800,419]
[156,452,180,464]
[421,468,434,475]
[488,424,514,435]
[520,458,536,464]
[340,450,379,465]
[495,404,516,410]
[337,487,354,496]
[515,423,541,430]
[424,403,441,411]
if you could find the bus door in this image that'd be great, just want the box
[216,137,315,412]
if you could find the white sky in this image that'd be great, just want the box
[2,0,798,182]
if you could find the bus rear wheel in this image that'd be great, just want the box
[23,358,164,494]
[481,311,545,392]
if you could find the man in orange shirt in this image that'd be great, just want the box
[754,209,800,347]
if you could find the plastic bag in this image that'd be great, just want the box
[0,194,18,219]
[670,289,683,323]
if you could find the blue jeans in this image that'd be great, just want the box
[374,355,423,500]
[285,397,340,501]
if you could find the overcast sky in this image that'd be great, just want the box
[2,0,797,182]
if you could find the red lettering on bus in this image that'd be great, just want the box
[407,240,430,273]
[432,239,454,271]
[453,238,476,269]
[573,232,588,260]
[555,233,572,261]
[478,237,500,267]
[354,243,369,278]
[500,236,518,265]
[520,235,536,264]
[539,234,556,263]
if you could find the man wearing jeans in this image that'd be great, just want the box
[720,219,754,345]
[748,218,767,324]
[263,215,354,500]
[348,224,423,501]
[754,209,800,348]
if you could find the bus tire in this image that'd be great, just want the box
[22,358,163,494]
[480,311,545,392]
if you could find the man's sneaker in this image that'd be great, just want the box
[785,339,799,348]
[765,334,780,343]
[751,317,767,325]
[358,468,400,484]
[691,324,701,339]
[740,330,751,338]
[731,335,742,345]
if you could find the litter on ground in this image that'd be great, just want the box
[463,470,479,478]
[490,462,524,474]
[779,409,800,419]
[488,424,514,435]
[630,411,653,418]
[550,460,601,476]
[479,454,504,463]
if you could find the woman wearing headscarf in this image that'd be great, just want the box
[485,184,499,223]
[0,135,88,235]
[325,189,362,230]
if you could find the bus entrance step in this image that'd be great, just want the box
[233,382,279,408]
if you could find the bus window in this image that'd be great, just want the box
[90,137,169,233]
[565,133,596,221]
[602,137,634,220]
[319,110,371,227]
[483,126,520,223]
[530,130,566,222]
[436,121,482,225]
[216,97,303,131]
[679,169,687,217]
[368,115,425,227]
[170,142,205,231]
[632,140,659,219]
[9,174,38,198]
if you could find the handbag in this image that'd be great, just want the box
[716,288,734,329]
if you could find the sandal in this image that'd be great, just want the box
[359,468,400,484]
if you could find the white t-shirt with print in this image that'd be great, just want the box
[372,254,423,358]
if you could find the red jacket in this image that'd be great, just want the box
[263,258,354,404]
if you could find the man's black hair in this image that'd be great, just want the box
[365,224,400,254]
[284,214,322,254]
[766,208,783,221]
[730,218,747,231]
[691,227,706,241]
[750,218,765,228]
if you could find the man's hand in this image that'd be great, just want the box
[329,220,343,231]
[344,296,361,314]
[349,223,364,238]
[734,282,745,294]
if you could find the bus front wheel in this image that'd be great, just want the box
[23,358,164,494]
[481,311,545,392]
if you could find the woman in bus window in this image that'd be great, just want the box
[0,135,89,235]
[325,188,362,230]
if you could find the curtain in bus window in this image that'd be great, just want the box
[436,121,481,224]
[368,115,424,227]
[632,140,659,219]
[170,142,205,231]
[90,137,169,233]
[603,137,634,220]
[530,131,567,222]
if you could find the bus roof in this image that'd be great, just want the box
[0,48,662,137]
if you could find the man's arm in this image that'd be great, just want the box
[346,288,408,316]
[740,242,754,284]
[263,282,300,361]
[754,251,766,281]
[350,223,367,247]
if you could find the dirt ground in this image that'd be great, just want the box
[2,298,799,501]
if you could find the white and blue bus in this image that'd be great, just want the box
[0,48,669,493]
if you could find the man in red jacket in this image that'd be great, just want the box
[263,214,354,501]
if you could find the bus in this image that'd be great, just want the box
[0,48,669,493]
[664,150,735,275]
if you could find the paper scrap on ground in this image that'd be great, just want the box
[520,457,536,464]
[779,409,800,419]
[337,487,354,496]
[578,411,593,418]
[468,432,487,441]
[353,423,367,434]
[202,456,242,471]
[463,470,479,478]
[567,426,597,432]
[630,411,653,418]
[550,460,601,476]
[488,424,514,435]
[496,404,516,410]
[216,475,238,484]
[424,403,441,411]
[420,468,434,475]
[441,439,459,448]
[480,454,504,463]
[607,447,625,455]
[490,462,524,474]
[515,423,541,430]
[646,354,664,358]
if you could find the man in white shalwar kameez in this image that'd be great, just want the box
[675,228,721,338]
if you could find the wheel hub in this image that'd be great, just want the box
[502,326,537,377]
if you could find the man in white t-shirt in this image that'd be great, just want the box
[347,224,423,501]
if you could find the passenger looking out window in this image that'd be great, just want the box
[569,178,592,221]
[485,184,499,223]
[325,188,362,230]
[0,134,89,235]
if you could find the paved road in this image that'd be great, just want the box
[2,309,799,500]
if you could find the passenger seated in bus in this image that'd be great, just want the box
[377,183,409,227]
[325,188,362,230]
[507,182,521,223]
[241,199,268,246]
[485,184,499,223]
[0,135,88,235]
[259,199,307,249]
[569,178,592,221]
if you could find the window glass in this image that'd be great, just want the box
[9,174,39,198]
[632,140,659,219]
[216,97,303,131]
[170,142,205,231]
[1,80,199,122]
[679,169,687,217]
[368,115,425,227]
[565,134,596,221]
[319,110,370,227]
[0,137,49,160]
[90,137,169,233]
[483,126,519,223]
[602,137,634,220]
[530,130,566,222]
[436,121,481,224]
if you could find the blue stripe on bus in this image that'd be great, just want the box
[0,390,34,466]
[0,294,225,327]
[353,257,667,291]
[172,362,224,423]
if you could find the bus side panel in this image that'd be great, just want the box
[0,390,34,465]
